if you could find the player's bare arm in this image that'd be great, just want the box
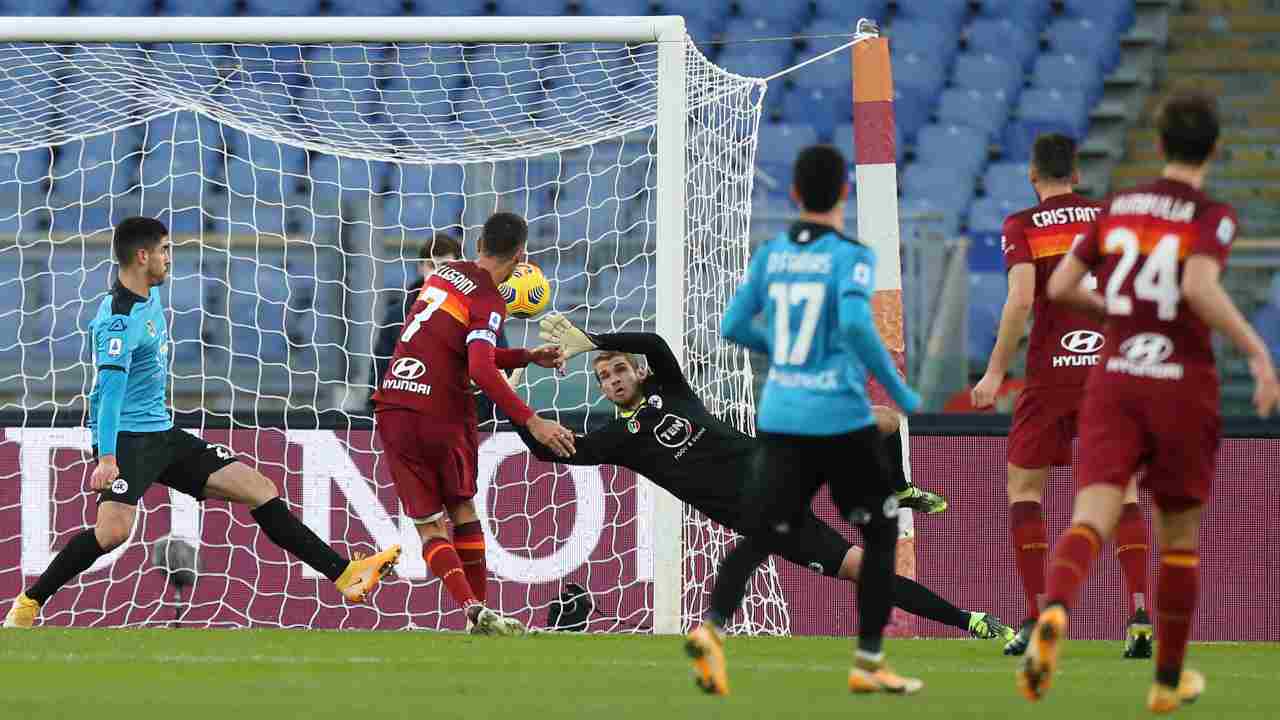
[1046,253,1105,319]
[973,263,1034,409]
[1182,254,1279,417]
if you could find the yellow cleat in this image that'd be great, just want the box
[335,545,401,603]
[849,664,924,695]
[1017,604,1068,702]
[3,593,40,628]
[1148,669,1205,714]
[685,623,729,696]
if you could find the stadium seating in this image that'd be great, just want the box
[951,52,1023,100]
[893,51,948,102]
[982,162,1037,207]
[811,0,888,26]
[1032,53,1105,105]
[935,88,1009,142]
[977,0,1051,29]
[576,0,653,15]
[892,87,932,143]
[1004,89,1090,161]
[734,0,810,32]
[895,0,969,27]
[968,271,1007,363]
[1045,17,1121,73]
[965,18,1038,70]
[1061,0,1134,33]
[915,123,988,179]
[889,20,956,65]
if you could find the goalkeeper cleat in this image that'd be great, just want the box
[849,661,924,695]
[894,486,948,514]
[335,545,401,603]
[968,612,1015,642]
[1125,608,1154,659]
[685,623,730,696]
[1004,618,1036,656]
[1017,605,1068,702]
[3,593,40,628]
[1147,669,1205,714]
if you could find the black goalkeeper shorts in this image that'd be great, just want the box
[94,427,238,506]
[768,511,853,578]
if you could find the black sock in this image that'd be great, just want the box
[856,514,897,655]
[26,530,106,605]
[883,430,910,493]
[250,497,347,582]
[707,537,771,626]
[892,575,971,631]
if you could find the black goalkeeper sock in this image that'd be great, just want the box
[884,430,911,493]
[856,514,897,656]
[250,497,348,582]
[707,538,771,627]
[892,575,971,631]
[26,529,106,605]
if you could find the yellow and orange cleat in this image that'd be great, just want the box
[335,545,401,603]
[3,593,40,628]
[1017,604,1068,702]
[685,623,729,696]
[849,663,924,695]
[1148,669,1205,714]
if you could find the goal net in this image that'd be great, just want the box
[0,18,786,634]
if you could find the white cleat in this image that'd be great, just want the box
[469,606,527,636]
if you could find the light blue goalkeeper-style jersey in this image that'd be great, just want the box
[87,283,173,456]
[721,222,920,436]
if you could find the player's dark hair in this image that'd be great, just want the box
[1156,91,1219,166]
[113,216,169,267]
[419,231,462,262]
[478,212,527,260]
[1031,133,1076,181]
[792,145,847,213]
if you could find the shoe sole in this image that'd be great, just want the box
[849,672,922,695]
[346,546,403,603]
[1017,612,1064,702]
[684,636,728,696]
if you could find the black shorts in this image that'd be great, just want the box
[95,427,238,506]
[737,426,897,546]
[769,510,853,578]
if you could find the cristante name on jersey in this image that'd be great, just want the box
[1031,206,1101,228]
[381,377,432,394]
[434,264,478,295]
[1108,193,1196,223]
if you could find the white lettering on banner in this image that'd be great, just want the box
[11,427,208,577]
[474,432,606,584]
[287,430,426,579]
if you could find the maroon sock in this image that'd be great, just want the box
[1114,502,1150,615]
[1155,551,1199,688]
[424,538,478,611]
[454,521,487,604]
[1009,501,1048,621]
[1046,524,1102,610]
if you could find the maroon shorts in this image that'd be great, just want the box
[1007,385,1081,468]
[375,409,478,521]
[1075,382,1220,510]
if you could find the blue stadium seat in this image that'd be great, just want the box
[242,0,320,13]
[1,0,72,14]
[76,0,156,14]
[734,0,812,32]
[899,196,962,239]
[895,0,968,26]
[915,123,988,178]
[800,18,863,51]
[780,85,852,137]
[576,0,652,14]
[968,272,1006,360]
[1004,88,1090,161]
[325,0,406,15]
[901,164,974,206]
[498,0,572,15]
[982,162,1036,206]
[812,0,888,25]
[892,52,947,100]
[441,0,492,14]
[757,123,819,172]
[1032,53,1104,105]
[830,122,855,165]
[1045,17,1120,73]
[889,20,956,65]
[787,49,849,92]
[935,88,1009,141]
[966,196,1016,235]
[156,0,237,14]
[894,87,933,143]
[977,0,1051,30]
[965,18,1038,70]
[951,52,1023,100]
[1062,0,1134,33]
[1254,304,1280,361]
[717,47,791,80]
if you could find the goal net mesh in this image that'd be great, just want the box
[0,36,785,633]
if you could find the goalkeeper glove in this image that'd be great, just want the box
[539,314,596,359]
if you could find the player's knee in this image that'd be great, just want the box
[414,514,449,542]
[448,500,478,525]
[239,471,279,508]
[1006,465,1045,503]
[837,547,863,581]
[95,506,135,550]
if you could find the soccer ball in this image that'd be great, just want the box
[499,262,551,319]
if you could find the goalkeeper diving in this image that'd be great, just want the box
[520,314,1009,642]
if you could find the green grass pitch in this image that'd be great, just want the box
[2,629,1276,719]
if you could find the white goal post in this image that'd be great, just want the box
[0,16,779,634]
